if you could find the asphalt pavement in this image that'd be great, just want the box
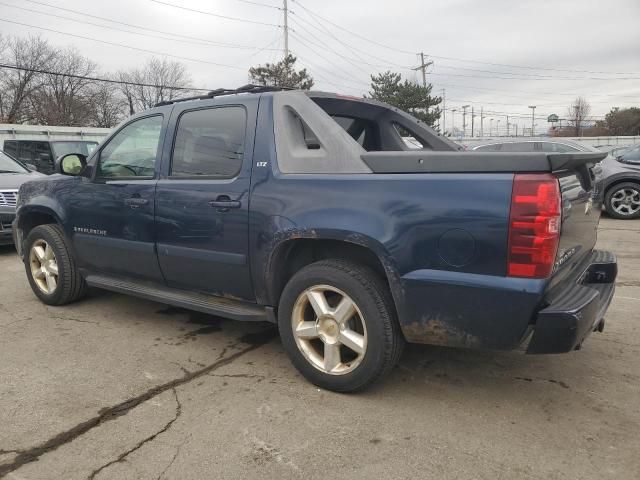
[0,216,638,479]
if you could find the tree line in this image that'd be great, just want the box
[0,34,191,127]
[1,34,444,130]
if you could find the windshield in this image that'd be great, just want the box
[0,150,28,173]
[618,145,640,164]
[51,141,98,158]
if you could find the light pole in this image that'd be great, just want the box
[497,119,501,137]
[528,105,536,136]
[489,118,494,136]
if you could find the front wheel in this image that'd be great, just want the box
[605,182,640,219]
[24,224,87,305]
[278,259,403,392]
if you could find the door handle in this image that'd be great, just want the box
[124,197,149,208]
[208,196,241,210]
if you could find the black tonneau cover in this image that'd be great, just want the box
[361,151,607,176]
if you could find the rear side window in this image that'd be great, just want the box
[171,107,246,178]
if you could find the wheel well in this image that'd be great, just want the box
[605,178,640,198]
[19,211,58,239]
[269,239,391,306]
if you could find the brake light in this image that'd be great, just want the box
[507,174,561,278]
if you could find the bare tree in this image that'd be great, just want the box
[0,35,56,123]
[28,47,98,126]
[117,58,192,114]
[567,97,591,136]
[88,81,127,128]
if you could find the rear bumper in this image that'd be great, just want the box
[397,250,617,353]
[526,250,617,354]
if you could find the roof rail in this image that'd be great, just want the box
[154,84,295,107]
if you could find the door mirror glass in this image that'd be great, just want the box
[57,153,87,176]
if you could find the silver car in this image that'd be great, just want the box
[599,145,640,219]
[0,150,44,245]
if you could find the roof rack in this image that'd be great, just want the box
[154,84,295,107]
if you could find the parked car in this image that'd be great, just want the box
[2,139,99,175]
[0,150,44,245]
[12,86,616,392]
[470,137,596,153]
[599,145,640,219]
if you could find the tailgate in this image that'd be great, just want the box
[548,152,607,288]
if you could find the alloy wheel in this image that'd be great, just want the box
[29,239,59,294]
[291,285,368,375]
[610,187,640,216]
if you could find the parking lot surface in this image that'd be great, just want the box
[0,216,639,480]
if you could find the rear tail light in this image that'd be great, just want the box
[507,174,561,278]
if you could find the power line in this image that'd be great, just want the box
[291,0,640,78]
[289,11,410,70]
[288,18,371,74]
[290,0,415,55]
[150,0,282,27]
[428,54,640,76]
[0,63,209,91]
[20,0,273,50]
[0,18,246,70]
[290,32,371,86]
[433,64,640,81]
[231,0,281,9]
[1,1,279,52]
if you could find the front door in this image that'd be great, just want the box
[155,102,255,301]
[71,114,166,281]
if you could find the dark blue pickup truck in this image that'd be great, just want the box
[13,85,617,392]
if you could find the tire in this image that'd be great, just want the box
[277,259,404,392]
[605,182,640,220]
[24,224,87,305]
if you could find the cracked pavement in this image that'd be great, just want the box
[1,216,639,479]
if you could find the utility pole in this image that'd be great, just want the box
[490,118,494,136]
[413,52,433,116]
[471,107,475,137]
[528,105,536,137]
[480,107,484,137]
[506,115,509,137]
[442,89,446,135]
[515,123,518,137]
[462,105,470,138]
[451,109,457,135]
[283,0,289,60]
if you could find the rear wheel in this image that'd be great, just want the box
[24,224,87,305]
[278,259,403,392]
[605,182,640,219]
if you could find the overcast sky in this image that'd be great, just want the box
[1,0,639,134]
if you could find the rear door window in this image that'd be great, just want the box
[171,107,246,178]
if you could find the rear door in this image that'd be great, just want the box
[155,97,257,301]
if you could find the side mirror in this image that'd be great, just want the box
[56,153,87,176]
[25,163,39,172]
